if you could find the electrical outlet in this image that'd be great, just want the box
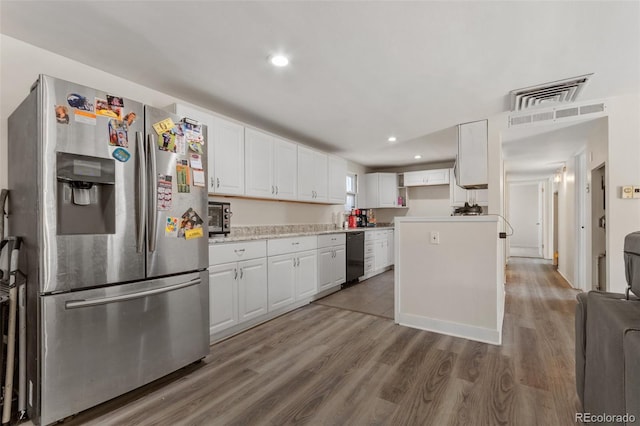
[430,231,440,244]
[634,187,640,199]
[622,186,634,199]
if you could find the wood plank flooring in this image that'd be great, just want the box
[57,257,581,426]
[314,270,394,319]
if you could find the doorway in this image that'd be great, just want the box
[591,164,606,290]
[508,181,543,258]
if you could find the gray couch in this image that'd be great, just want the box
[575,232,640,425]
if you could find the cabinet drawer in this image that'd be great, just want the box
[318,233,346,248]
[364,242,375,256]
[209,240,267,266]
[268,236,317,256]
[364,259,374,272]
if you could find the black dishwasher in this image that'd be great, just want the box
[346,231,365,283]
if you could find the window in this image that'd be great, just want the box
[345,172,357,211]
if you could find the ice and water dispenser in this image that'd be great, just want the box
[56,152,116,235]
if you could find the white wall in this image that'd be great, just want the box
[558,158,577,286]
[373,184,451,223]
[395,217,502,345]
[0,35,353,227]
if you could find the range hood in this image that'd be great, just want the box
[455,119,488,189]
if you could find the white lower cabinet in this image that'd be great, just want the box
[267,236,318,311]
[208,263,239,335]
[317,233,346,292]
[208,241,267,335]
[363,229,394,279]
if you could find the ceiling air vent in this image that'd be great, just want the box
[510,74,593,112]
[580,103,605,115]
[532,111,554,122]
[510,115,532,126]
[555,107,580,119]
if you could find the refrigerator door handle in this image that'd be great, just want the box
[147,134,158,252]
[65,278,202,309]
[136,132,146,253]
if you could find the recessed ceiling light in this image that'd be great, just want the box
[414,155,422,160]
[269,54,289,67]
[388,136,397,143]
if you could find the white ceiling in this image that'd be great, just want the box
[1,1,638,169]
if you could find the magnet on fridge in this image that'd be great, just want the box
[67,93,94,112]
[158,131,177,153]
[185,227,204,240]
[188,141,203,154]
[55,105,69,124]
[95,98,122,119]
[157,174,173,211]
[176,160,191,193]
[189,153,203,169]
[107,95,124,108]
[165,216,179,237]
[177,207,203,239]
[112,147,131,162]
[153,117,175,135]
[123,112,137,128]
[108,119,129,148]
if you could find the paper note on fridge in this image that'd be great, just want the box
[185,227,204,240]
[192,169,205,187]
[189,153,203,170]
[153,117,175,135]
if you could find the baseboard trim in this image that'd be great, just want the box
[398,312,502,345]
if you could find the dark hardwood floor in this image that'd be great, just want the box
[314,269,394,319]
[58,257,581,426]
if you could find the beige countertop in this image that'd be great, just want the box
[209,226,394,244]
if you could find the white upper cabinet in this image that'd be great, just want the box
[213,117,245,195]
[365,173,399,208]
[456,119,488,189]
[298,146,328,203]
[245,129,298,200]
[327,155,347,205]
[245,128,274,198]
[273,137,297,200]
[404,169,450,186]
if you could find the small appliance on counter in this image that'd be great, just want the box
[208,201,232,236]
[357,209,369,228]
[453,202,484,216]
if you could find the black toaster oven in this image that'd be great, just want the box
[208,201,232,236]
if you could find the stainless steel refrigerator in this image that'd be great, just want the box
[8,75,209,425]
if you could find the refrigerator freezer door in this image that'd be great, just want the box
[38,76,146,293]
[39,271,209,426]
[145,106,208,277]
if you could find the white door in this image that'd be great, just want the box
[333,246,346,285]
[238,258,268,322]
[317,247,334,292]
[508,181,543,258]
[273,138,297,200]
[209,263,239,334]
[296,250,318,300]
[245,128,274,198]
[213,117,245,195]
[267,254,296,311]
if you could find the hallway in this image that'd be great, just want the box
[60,258,582,426]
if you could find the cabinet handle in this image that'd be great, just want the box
[292,242,299,245]
[210,177,214,188]
[239,268,243,279]
[272,186,275,194]
[276,186,279,195]
[234,268,238,280]
[234,249,245,255]
[217,178,220,188]
[297,258,300,267]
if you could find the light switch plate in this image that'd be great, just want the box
[634,187,640,199]
[430,231,440,244]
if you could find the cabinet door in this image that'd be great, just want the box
[333,245,346,285]
[297,146,316,201]
[426,169,450,185]
[379,173,398,207]
[213,117,245,195]
[473,189,489,205]
[268,254,296,311]
[317,247,334,292]
[457,120,488,187]
[209,263,238,334]
[296,250,318,300]
[313,151,328,202]
[404,171,426,187]
[273,138,297,200]
[238,258,268,322]
[386,232,394,267]
[374,239,385,271]
[327,155,347,204]
[245,128,274,198]
[364,174,379,208]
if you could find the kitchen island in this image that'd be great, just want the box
[394,216,505,345]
